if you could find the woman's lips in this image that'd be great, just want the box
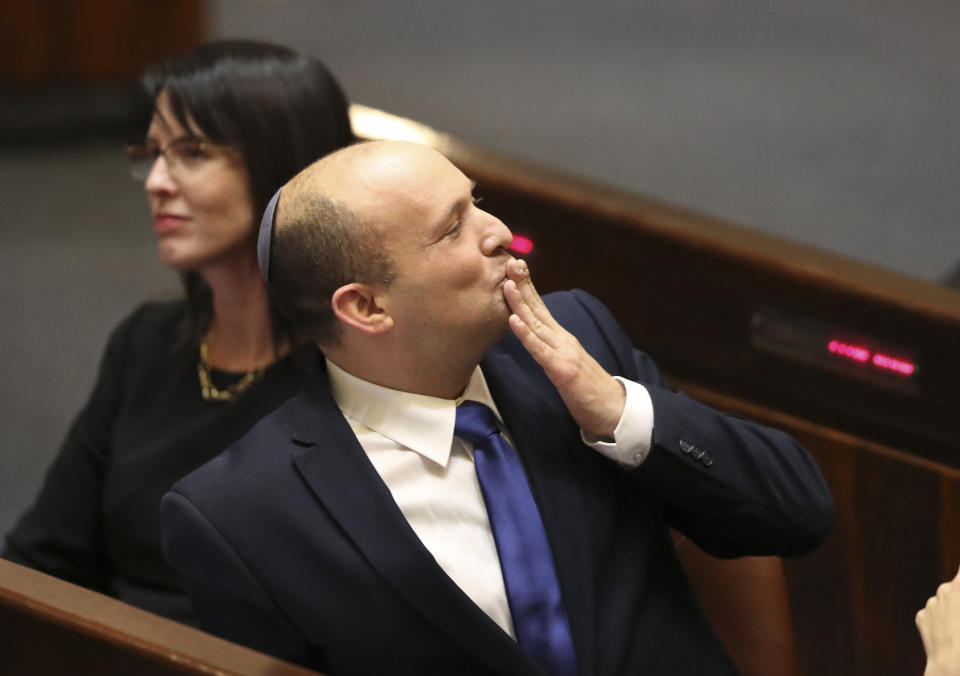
[154,214,188,233]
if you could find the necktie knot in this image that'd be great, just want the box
[455,401,502,447]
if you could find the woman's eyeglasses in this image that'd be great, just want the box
[125,137,235,181]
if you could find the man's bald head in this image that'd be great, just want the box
[268,142,397,346]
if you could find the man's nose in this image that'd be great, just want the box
[481,216,514,256]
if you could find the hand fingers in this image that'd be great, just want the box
[504,279,539,332]
[506,258,553,327]
[503,271,567,374]
[504,259,568,353]
[505,281,555,358]
[508,313,554,367]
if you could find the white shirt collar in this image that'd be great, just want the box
[326,359,505,468]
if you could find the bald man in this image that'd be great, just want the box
[162,141,833,676]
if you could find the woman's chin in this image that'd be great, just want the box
[156,244,197,272]
[156,242,258,276]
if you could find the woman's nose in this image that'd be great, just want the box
[144,155,176,194]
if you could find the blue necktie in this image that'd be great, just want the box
[455,401,578,676]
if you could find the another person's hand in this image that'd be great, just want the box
[917,566,960,676]
[503,258,625,438]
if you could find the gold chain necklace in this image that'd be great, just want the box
[197,339,266,402]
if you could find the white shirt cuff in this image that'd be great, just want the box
[581,377,654,467]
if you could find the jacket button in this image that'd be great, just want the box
[679,439,693,454]
[701,453,714,467]
[691,447,704,460]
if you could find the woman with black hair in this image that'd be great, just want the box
[2,40,354,626]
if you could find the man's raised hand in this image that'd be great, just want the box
[503,258,626,439]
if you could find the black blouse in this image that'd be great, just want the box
[2,301,315,626]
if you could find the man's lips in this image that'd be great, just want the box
[154,214,189,233]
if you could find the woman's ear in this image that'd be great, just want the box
[331,283,394,335]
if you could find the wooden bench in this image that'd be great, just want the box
[0,557,320,675]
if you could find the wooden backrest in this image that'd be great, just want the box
[675,545,797,676]
[0,558,320,676]
[678,381,960,676]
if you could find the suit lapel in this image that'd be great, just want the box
[287,362,543,675]
[482,351,597,676]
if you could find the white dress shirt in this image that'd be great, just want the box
[326,360,654,638]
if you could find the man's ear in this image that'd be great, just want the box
[331,283,394,335]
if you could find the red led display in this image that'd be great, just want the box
[828,340,915,377]
[828,340,869,362]
[872,353,915,375]
[509,234,534,255]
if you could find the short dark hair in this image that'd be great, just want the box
[139,39,355,349]
[270,185,395,347]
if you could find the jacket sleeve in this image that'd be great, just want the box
[1,308,141,589]
[566,289,834,558]
[161,490,316,666]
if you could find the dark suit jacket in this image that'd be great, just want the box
[161,290,833,676]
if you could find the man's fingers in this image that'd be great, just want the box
[506,258,553,325]
[508,313,554,365]
[504,269,627,438]
[504,281,565,354]
[504,280,541,332]
[503,260,571,356]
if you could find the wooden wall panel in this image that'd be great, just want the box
[0,0,205,82]
[679,382,960,676]
[939,477,960,581]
